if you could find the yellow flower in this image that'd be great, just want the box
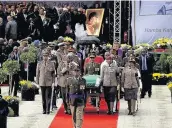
[19,80,27,85]
[3,96,17,101]
[167,82,172,91]
[153,73,161,77]
[19,80,33,88]
[167,73,172,78]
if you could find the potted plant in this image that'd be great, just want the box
[19,80,35,101]
[20,47,36,81]
[0,69,8,94]
[2,60,20,96]
[0,95,8,128]
[3,96,19,117]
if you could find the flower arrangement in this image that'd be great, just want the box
[152,38,172,48]
[152,73,167,80]
[64,37,74,42]
[120,44,131,50]
[3,96,18,102]
[19,80,33,89]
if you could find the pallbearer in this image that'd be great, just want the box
[36,50,55,114]
[66,67,86,128]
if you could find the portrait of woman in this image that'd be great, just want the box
[86,9,104,36]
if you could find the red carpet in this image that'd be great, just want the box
[49,99,119,128]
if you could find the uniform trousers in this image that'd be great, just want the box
[141,71,152,96]
[70,105,84,128]
[61,87,69,112]
[40,86,52,113]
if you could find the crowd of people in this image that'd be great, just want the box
[0,2,92,42]
[0,2,155,128]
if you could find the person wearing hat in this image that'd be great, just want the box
[84,52,100,75]
[56,42,65,64]
[36,50,56,114]
[57,52,79,114]
[121,57,140,116]
[66,67,86,128]
[100,55,119,115]
[68,47,80,66]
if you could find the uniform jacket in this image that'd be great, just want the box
[66,77,86,106]
[56,49,66,64]
[101,63,119,87]
[121,66,139,89]
[84,62,100,75]
[36,60,55,86]
[57,61,78,87]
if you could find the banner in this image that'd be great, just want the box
[131,1,172,45]
[86,9,104,36]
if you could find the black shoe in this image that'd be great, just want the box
[140,94,145,98]
[132,112,136,116]
[47,112,50,114]
[128,111,132,115]
[43,111,46,114]
[53,105,58,109]
[148,93,151,98]
[110,111,114,115]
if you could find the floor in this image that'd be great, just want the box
[1,85,172,128]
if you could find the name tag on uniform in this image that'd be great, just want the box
[80,85,85,90]
[95,68,99,71]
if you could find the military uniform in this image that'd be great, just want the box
[36,50,55,114]
[66,68,86,128]
[84,54,100,75]
[57,53,78,114]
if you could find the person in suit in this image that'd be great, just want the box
[84,53,100,75]
[139,49,154,98]
[100,55,119,114]
[66,67,86,128]
[121,57,140,116]
[5,16,17,40]
[36,50,55,114]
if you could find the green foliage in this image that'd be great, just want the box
[2,60,20,75]
[0,68,7,83]
[20,51,36,63]
[29,44,38,54]
[159,53,168,73]
[167,56,172,67]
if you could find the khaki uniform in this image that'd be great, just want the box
[121,65,139,115]
[66,77,86,128]
[114,55,123,67]
[57,61,78,113]
[56,49,66,64]
[36,60,55,113]
[84,62,100,75]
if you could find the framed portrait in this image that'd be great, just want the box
[86,9,104,36]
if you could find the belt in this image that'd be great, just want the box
[69,94,84,98]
